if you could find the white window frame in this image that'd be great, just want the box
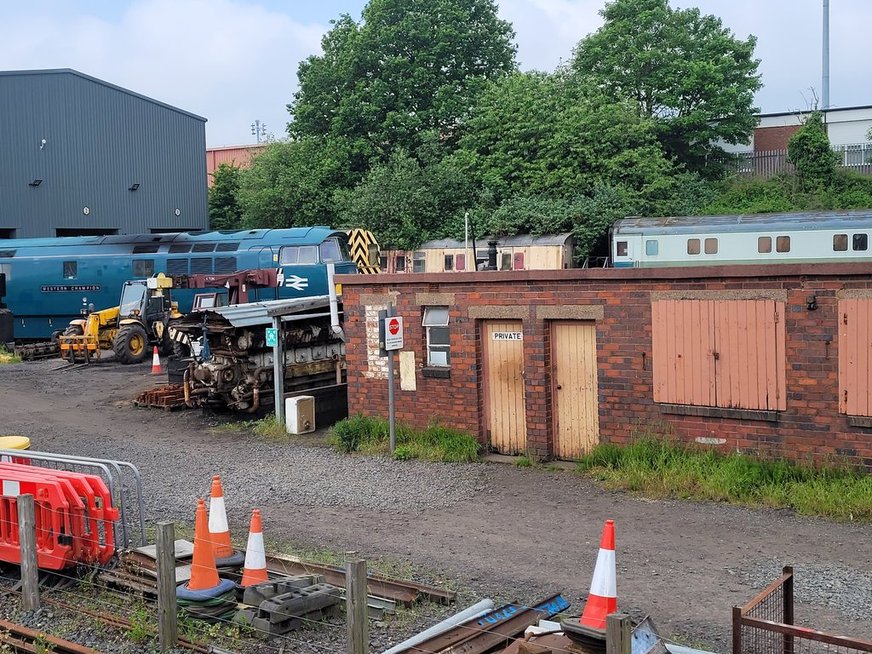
[422,306,450,367]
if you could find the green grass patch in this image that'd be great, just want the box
[0,346,20,365]
[577,437,872,521]
[210,414,289,440]
[329,415,480,463]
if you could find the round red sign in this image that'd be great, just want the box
[388,318,400,335]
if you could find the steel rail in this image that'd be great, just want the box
[0,619,103,654]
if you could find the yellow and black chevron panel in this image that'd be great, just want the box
[346,228,381,274]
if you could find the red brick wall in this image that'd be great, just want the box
[754,125,802,152]
[339,265,872,469]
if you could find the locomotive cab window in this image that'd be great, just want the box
[279,246,298,265]
[319,238,345,263]
[833,234,848,251]
[298,246,318,264]
[63,261,77,279]
[645,240,658,256]
[687,239,700,255]
[616,241,628,257]
[853,234,868,251]
[776,235,791,253]
[758,236,772,253]
[704,238,718,254]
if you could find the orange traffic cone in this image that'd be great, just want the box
[150,346,162,375]
[579,519,617,631]
[240,509,269,587]
[208,475,235,560]
[187,498,221,591]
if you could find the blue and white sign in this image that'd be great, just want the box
[265,328,278,347]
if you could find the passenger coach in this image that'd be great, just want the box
[611,210,872,267]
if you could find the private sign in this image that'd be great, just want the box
[384,316,404,350]
[492,332,523,341]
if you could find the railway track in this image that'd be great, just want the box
[0,618,102,654]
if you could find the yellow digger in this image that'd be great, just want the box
[59,274,181,364]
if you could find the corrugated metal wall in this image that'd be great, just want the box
[652,299,786,411]
[0,70,207,237]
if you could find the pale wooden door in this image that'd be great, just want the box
[552,321,600,459]
[483,321,527,454]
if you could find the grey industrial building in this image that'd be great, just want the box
[0,68,208,238]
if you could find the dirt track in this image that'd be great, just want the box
[0,359,870,651]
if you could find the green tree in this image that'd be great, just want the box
[572,0,761,175]
[788,111,838,190]
[208,163,243,230]
[453,71,675,203]
[236,138,355,229]
[289,0,517,161]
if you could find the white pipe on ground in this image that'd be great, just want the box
[381,599,495,654]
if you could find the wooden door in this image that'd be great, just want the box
[552,321,600,459]
[483,321,527,454]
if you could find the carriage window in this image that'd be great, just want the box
[63,261,77,279]
[319,239,342,263]
[297,246,318,264]
[500,252,512,270]
[833,234,848,251]
[379,255,388,270]
[616,241,628,257]
[395,255,406,272]
[444,254,454,271]
[853,234,868,251]
[776,236,791,253]
[704,238,718,254]
[412,252,426,273]
[645,240,659,256]
[687,239,701,255]
[456,254,466,271]
[133,260,154,277]
[758,236,772,253]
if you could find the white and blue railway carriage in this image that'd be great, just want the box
[610,210,872,268]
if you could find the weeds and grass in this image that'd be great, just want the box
[127,604,153,643]
[329,415,480,463]
[210,414,289,440]
[514,455,534,468]
[0,346,20,365]
[577,436,872,521]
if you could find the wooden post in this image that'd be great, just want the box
[156,522,178,652]
[782,566,794,654]
[732,606,743,654]
[606,613,631,654]
[17,494,40,612]
[346,552,369,654]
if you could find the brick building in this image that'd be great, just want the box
[338,264,872,469]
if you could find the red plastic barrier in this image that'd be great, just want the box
[0,463,120,569]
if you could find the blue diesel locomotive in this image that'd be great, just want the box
[0,227,358,340]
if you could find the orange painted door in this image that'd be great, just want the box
[839,299,872,415]
[483,321,527,454]
[552,322,599,459]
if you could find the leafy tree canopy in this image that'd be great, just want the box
[289,0,517,160]
[787,111,838,190]
[208,163,244,230]
[572,0,761,175]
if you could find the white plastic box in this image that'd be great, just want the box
[285,396,315,434]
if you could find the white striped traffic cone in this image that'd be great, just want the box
[207,475,235,560]
[241,509,268,587]
[579,519,617,630]
[150,346,162,374]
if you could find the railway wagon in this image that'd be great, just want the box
[0,227,359,340]
[380,234,576,273]
[611,210,872,268]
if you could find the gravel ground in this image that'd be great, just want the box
[0,359,870,654]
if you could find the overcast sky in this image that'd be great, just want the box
[1,0,869,147]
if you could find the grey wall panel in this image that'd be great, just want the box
[0,70,207,237]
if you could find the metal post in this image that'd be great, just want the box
[156,522,178,652]
[272,315,284,426]
[346,553,369,654]
[606,613,631,654]
[822,0,830,110]
[386,304,396,455]
[17,494,40,612]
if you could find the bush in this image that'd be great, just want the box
[329,415,480,463]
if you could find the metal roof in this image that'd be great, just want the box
[419,233,574,249]
[0,69,207,122]
[613,211,872,235]
[200,296,331,327]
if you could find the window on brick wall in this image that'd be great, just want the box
[422,306,450,367]
[651,299,786,411]
[838,298,872,416]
